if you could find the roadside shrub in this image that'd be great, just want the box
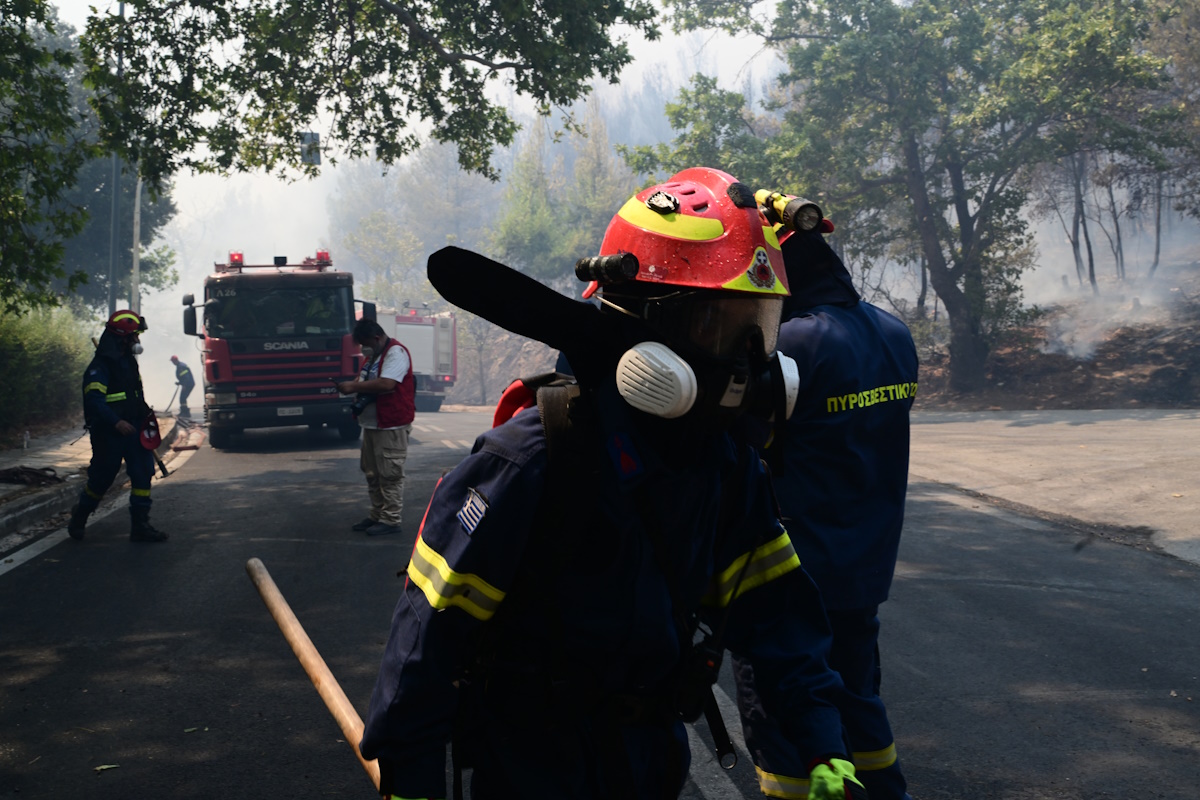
[0,309,94,443]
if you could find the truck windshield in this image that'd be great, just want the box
[205,286,353,339]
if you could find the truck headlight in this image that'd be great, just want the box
[207,392,237,405]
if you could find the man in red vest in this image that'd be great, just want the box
[336,318,415,536]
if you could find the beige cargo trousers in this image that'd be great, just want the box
[360,424,411,526]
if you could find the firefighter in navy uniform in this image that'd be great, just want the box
[738,199,919,800]
[170,354,195,417]
[360,168,868,800]
[67,310,168,543]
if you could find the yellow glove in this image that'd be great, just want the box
[808,757,868,800]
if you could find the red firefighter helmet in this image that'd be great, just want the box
[106,310,147,336]
[589,168,789,359]
[597,167,789,298]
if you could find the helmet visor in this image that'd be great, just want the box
[685,295,782,359]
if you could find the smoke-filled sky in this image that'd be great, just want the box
[50,0,1200,403]
[51,0,780,403]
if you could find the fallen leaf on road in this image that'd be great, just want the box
[93,764,119,773]
[1172,493,1183,498]
[184,727,198,733]
[1170,690,1178,697]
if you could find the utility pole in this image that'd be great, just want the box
[130,172,143,313]
[105,1,126,315]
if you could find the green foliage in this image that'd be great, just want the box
[617,75,776,186]
[0,307,93,438]
[328,141,504,309]
[345,210,431,309]
[55,161,178,311]
[80,0,661,189]
[1,2,99,312]
[659,0,1174,390]
[490,111,638,282]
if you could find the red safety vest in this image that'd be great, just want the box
[374,337,416,428]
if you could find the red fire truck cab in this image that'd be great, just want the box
[182,250,375,449]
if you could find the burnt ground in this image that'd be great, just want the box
[914,264,1200,411]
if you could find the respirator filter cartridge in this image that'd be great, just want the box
[615,341,698,419]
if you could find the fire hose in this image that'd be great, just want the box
[244,557,381,792]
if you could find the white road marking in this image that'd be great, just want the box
[458,439,474,449]
[441,439,460,449]
[0,531,69,577]
[0,446,202,579]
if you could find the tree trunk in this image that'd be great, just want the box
[1106,180,1125,280]
[1149,174,1163,280]
[902,134,989,392]
[1073,153,1099,295]
[915,254,928,318]
[1070,196,1085,287]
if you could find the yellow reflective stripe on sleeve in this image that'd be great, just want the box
[407,536,505,621]
[105,392,127,402]
[84,382,108,395]
[131,488,151,497]
[853,742,897,771]
[755,765,809,799]
[704,531,801,608]
[616,196,725,241]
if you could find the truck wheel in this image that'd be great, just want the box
[338,420,362,442]
[209,428,232,449]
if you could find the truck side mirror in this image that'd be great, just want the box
[184,306,198,337]
[359,301,377,322]
[182,293,194,306]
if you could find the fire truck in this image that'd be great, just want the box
[378,306,457,412]
[182,250,375,449]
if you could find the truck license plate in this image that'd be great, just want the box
[277,406,303,417]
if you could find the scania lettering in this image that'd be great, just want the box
[183,250,375,449]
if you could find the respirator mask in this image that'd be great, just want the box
[607,291,799,424]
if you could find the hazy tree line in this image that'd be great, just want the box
[641,0,1200,390]
[7,0,1200,398]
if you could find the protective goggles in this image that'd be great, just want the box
[601,289,782,360]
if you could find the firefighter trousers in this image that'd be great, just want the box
[826,606,909,800]
[77,429,154,513]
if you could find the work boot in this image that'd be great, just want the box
[129,507,169,542]
[67,504,90,541]
[351,517,376,532]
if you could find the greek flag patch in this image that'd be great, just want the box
[457,488,488,535]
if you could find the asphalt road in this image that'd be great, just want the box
[1,410,1198,799]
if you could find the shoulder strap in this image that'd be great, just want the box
[535,383,579,468]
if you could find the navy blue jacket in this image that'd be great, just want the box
[360,404,847,799]
[82,332,147,430]
[174,361,194,389]
[770,231,919,609]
